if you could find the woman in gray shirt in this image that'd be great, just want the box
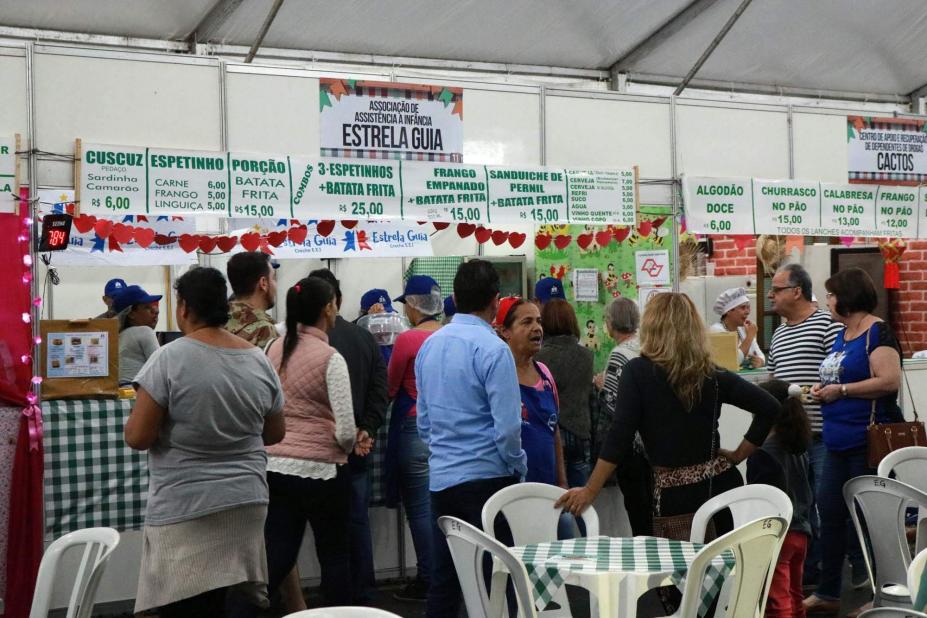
[125,267,286,617]
[113,284,162,385]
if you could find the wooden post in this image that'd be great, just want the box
[163,266,174,331]
[73,138,82,216]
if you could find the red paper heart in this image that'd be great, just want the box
[199,236,219,253]
[316,220,336,237]
[93,219,114,239]
[613,227,631,243]
[267,231,287,247]
[111,223,134,244]
[595,231,613,248]
[457,223,476,238]
[637,221,653,237]
[288,225,308,245]
[651,216,667,229]
[133,227,155,248]
[553,234,572,250]
[491,230,509,245]
[433,222,450,231]
[74,215,96,234]
[577,233,593,250]
[732,234,753,251]
[341,220,358,229]
[416,221,427,225]
[179,234,199,253]
[217,236,238,252]
[474,227,492,244]
[240,232,262,252]
[509,232,527,249]
[534,234,552,250]
[154,234,176,246]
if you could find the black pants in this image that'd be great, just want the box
[265,467,352,607]
[427,475,518,618]
[616,449,654,536]
[659,466,743,537]
[159,586,230,618]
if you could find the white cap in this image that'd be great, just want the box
[713,287,750,316]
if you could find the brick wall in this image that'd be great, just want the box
[708,236,927,357]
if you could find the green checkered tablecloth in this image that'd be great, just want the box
[404,256,462,297]
[513,535,735,618]
[43,399,148,538]
[43,399,391,538]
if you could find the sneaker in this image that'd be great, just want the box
[393,579,428,602]
[803,595,841,615]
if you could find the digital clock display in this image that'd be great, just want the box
[38,214,73,252]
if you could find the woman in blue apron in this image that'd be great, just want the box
[496,297,567,487]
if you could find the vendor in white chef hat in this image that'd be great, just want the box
[709,286,766,369]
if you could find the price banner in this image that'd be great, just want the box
[681,176,753,235]
[684,174,927,238]
[79,141,638,225]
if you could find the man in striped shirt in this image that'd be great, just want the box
[767,263,864,593]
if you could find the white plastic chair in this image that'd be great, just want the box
[689,484,793,544]
[845,476,927,607]
[481,482,599,617]
[670,516,788,618]
[858,609,927,617]
[284,608,403,617]
[438,515,538,618]
[909,548,927,611]
[29,527,120,618]
[879,447,927,553]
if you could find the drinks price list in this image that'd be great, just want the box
[79,142,638,226]
[683,175,927,239]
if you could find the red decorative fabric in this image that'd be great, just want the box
[2,189,44,617]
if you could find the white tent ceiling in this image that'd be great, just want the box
[1,0,926,102]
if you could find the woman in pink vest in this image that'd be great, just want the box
[260,276,358,609]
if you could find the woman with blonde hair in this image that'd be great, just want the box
[557,292,779,537]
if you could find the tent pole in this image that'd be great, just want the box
[244,0,286,64]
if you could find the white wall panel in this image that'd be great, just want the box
[793,112,848,183]
[463,89,540,166]
[545,96,672,178]
[676,104,790,178]
[226,71,319,155]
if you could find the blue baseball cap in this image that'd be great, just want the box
[394,275,440,304]
[104,278,127,298]
[360,289,395,313]
[112,285,163,312]
[443,295,456,318]
[535,277,567,304]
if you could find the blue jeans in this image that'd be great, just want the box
[399,416,433,582]
[349,456,376,605]
[804,437,826,578]
[815,446,873,600]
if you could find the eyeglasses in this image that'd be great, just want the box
[769,285,798,294]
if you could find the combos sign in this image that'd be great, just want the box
[78,141,638,227]
[320,79,463,161]
[228,219,433,259]
[848,116,927,185]
[682,175,927,239]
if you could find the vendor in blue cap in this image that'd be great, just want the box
[96,278,127,319]
[384,275,443,601]
[359,288,396,317]
[113,285,163,385]
[534,276,567,305]
[441,294,456,325]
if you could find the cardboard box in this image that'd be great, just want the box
[40,319,119,400]
[708,331,740,372]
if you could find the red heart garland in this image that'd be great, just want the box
[199,236,219,253]
[416,221,427,225]
[266,231,287,247]
[111,223,134,244]
[457,223,476,238]
[134,227,156,248]
[240,232,262,252]
[595,231,613,248]
[154,234,176,246]
[217,236,238,253]
[433,222,450,231]
[108,238,123,253]
[341,220,358,229]
[179,234,199,253]
[93,219,114,239]
[288,225,308,245]
[74,215,96,234]
[534,234,552,250]
[553,235,572,250]
[474,227,492,244]
[491,230,509,246]
[732,234,753,251]
[317,220,336,237]
[577,233,594,250]
[613,227,631,243]
[509,232,527,249]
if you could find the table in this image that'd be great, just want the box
[512,536,735,618]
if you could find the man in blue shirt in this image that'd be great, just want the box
[416,259,526,617]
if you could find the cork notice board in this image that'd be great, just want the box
[40,319,119,400]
